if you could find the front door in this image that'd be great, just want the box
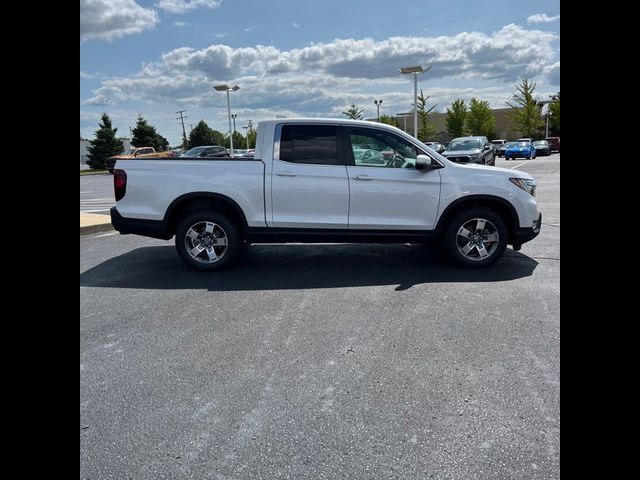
[344,126,441,231]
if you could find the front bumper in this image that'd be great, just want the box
[512,212,542,248]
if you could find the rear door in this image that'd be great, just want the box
[270,123,349,230]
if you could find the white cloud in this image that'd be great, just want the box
[527,13,560,24]
[80,70,94,79]
[292,22,301,29]
[543,61,560,85]
[174,21,189,27]
[84,26,559,138]
[80,0,159,41]
[213,33,227,38]
[155,0,223,14]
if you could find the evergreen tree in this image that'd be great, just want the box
[416,90,437,142]
[86,113,123,170]
[466,98,496,138]
[343,103,364,119]
[188,120,219,148]
[446,99,468,138]
[506,78,544,138]
[131,116,168,151]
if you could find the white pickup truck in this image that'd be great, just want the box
[110,118,541,270]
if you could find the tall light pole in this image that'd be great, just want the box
[231,113,238,133]
[400,65,431,138]
[374,99,383,122]
[539,99,556,138]
[213,84,240,155]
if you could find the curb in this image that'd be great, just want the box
[80,222,115,235]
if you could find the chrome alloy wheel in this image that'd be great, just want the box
[456,218,500,261]
[184,221,229,264]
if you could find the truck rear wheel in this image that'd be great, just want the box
[175,210,241,271]
[442,208,507,268]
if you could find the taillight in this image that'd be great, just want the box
[114,169,127,201]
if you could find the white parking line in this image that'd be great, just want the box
[510,161,528,170]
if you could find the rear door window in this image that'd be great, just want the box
[279,125,338,165]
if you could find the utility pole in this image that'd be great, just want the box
[129,126,133,141]
[231,113,238,133]
[247,119,253,133]
[176,110,188,148]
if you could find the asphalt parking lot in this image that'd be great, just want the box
[80,154,559,479]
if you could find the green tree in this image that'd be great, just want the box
[506,78,544,138]
[247,129,257,149]
[446,99,468,138]
[466,98,496,138]
[131,116,169,151]
[416,89,437,141]
[548,91,560,135]
[379,114,395,126]
[188,120,223,148]
[343,103,364,119]
[86,113,123,170]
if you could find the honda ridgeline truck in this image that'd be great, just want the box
[110,119,541,270]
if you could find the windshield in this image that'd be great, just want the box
[447,139,482,151]
[181,147,206,156]
[534,141,548,146]
[491,140,504,145]
[508,142,530,147]
[120,148,135,155]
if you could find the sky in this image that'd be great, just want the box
[80,0,560,146]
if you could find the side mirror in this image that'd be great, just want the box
[483,145,491,150]
[415,154,432,170]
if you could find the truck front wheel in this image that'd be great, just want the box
[175,210,241,271]
[442,208,508,268]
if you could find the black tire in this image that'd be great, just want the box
[175,210,242,271]
[442,208,508,268]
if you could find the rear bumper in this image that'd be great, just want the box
[110,207,172,240]
[512,212,542,246]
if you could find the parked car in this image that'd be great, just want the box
[491,139,507,157]
[111,118,541,270]
[545,137,560,152]
[179,146,227,158]
[442,136,495,165]
[505,141,536,160]
[231,149,248,158]
[425,142,446,154]
[532,140,550,156]
[517,138,533,143]
[244,149,255,158]
[105,147,158,173]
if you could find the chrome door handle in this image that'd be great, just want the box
[276,171,297,177]
[353,175,372,181]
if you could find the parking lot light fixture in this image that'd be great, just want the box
[214,84,240,155]
[374,99,383,122]
[399,65,431,137]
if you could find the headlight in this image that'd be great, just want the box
[470,153,482,161]
[509,177,537,197]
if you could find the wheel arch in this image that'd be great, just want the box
[435,195,520,244]
[164,192,249,238]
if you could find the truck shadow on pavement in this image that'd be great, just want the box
[80,243,538,291]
